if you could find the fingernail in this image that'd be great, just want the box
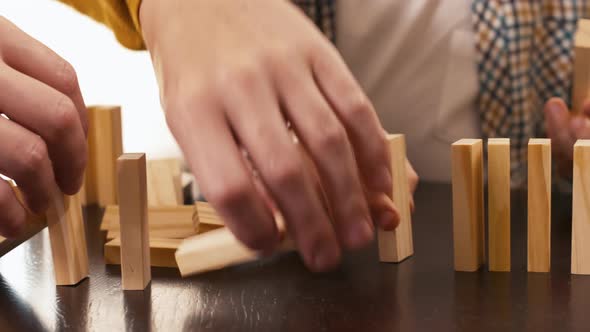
[312,244,340,272]
[549,101,562,114]
[346,219,374,249]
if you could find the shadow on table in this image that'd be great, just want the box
[0,274,46,332]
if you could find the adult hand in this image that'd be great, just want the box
[0,17,87,236]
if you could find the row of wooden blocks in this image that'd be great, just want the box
[452,138,590,275]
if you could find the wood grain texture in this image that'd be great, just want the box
[488,138,511,272]
[573,19,590,114]
[46,190,89,285]
[86,106,123,206]
[572,140,590,274]
[147,159,183,206]
[117,153,151,290]
[451,139,484,272]
[377,134,413,263]
[105,237,180,268]
[528,139,551,273]
[102,205,197,239]
[193,202,225,227]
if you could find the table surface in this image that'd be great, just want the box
[0,182,586,332]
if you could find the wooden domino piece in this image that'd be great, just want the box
[147,158,183,206]
[86,106,123,206]
[118,153,151,290]
[487,138,511,272]
[193,202,225,227]
[105,238,181,268]
[527,139,551,273]
[377,134,413,263]
[573,19,590,114]
[451,139,484,272]
[101,205,198,239]
[46,189,89,286]
[572,140,590,274]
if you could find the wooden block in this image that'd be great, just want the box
[572,140,590,274]
[46,189,89,286]
[527,139,551,273]
[573,19,590,114]
[102,205,198,239]
[194,202,225,227]
[118,153,150,290]
[86,106,123,206]
[377,134,414,263]
[451,139,484,272]
[105,238,181,268]
[175,227,294,277]
[488,138,511,272]
[147,159,183,206]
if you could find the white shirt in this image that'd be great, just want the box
[337,0,480,182]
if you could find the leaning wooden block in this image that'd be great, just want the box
[573,19,590,114]
[528,139,551,273]
[572,140,590,274]
[175,228,294,277]
[147,159,183,206]
[487,138,511,272]
[102,205,198,239]
[118,153,151,290]
[86,106,123,206]
[46,189,89,286]
[105,238,180,268]
[451,139,484,272]
[377,134,413,263]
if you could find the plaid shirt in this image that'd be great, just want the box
[295,0,588,185]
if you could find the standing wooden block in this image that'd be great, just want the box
[147,159,183,206]
[86,106,123,206]
[46,190,89,285]
[377,134,414,262]
[572,140,590,274]
[451,139,484,272]
[528,139,551,273]
[488,138,511,272]
[118,153,150,290]
[573,19,590,114]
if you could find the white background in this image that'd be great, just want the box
[0,0,182,159]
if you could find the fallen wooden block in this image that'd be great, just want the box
[528,139,551,273]
[101,205,198,239]
[451,139,485,272]
[193,202,224,227]
[487,138,511,272]
[105,237,181,268]
[573,19,590,114]
[175,227,295,277]
[377,134,414,263]
[46,189,89,286]
[147,158,183,206]
[572,140,590,275]
[118,153,151,290]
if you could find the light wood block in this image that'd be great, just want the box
[46,189,89,285]
[573,19,590,114]
[105,237,181,268]
[451,139,484,272]
[101,205,198,239]
[118,153,150,290]
[147,159,183,206]
[175,227,294,277]
[488,138,511,272]
[528,139,551,273]
[194,202,225,227]
[572,140,590,274]
[86,106,123,206]
[377,134,414,263]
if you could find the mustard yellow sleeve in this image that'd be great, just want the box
[58,0,145,50]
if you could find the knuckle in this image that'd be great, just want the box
[218,62,260,93]
[56,59,79,95]
[267,158,303,189]
[315,121,347,152]
[341,93,373,122]
[205,180,250,209]
[49,95,78,140]
[18,137,48,180]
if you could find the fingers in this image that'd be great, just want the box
[544,98,575,161]
[0,180,26,238]
[0,116,56,213]
[0,17,88,135]
[273,57,374,250]
[406,159,419,213]
[0,64,87,195]
[219,64,341,271]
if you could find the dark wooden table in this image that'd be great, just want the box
[0,182,585,331]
